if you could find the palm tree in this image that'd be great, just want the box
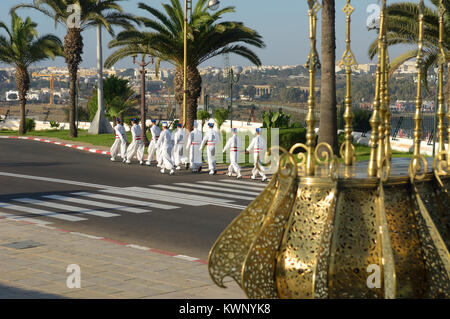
[13,0,137,138]
[88,75,138,122]
[318,0,338,153]
[0,12,62,135]
[105,0,265,131]
[368,0,450,98]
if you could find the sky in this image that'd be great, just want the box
[0,0,433,70]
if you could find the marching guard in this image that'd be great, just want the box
[145,119,161,166]
[223,128,242,179]
[125,118,145,165]
[173,123,188,170]
[110,118,127,162]
[156,122,175,175]
[186,122,203,173]
[247,127,267,182]
[200,122,220,175]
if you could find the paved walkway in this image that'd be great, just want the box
[0,218,246,299]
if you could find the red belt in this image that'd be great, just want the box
[135,138,141,140]
[191,142,200,145]
[207,143,216,146]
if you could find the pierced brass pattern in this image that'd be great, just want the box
[437,0,446,161]
[208,174,280,288]
[384,184,426,298]
[412,184,450,298]
[242,152,298,298]
[328,187,383,298]
[276,184,337,298]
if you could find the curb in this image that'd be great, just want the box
[0,135,110,155]
[0,214,208,265]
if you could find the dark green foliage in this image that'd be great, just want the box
[214,108,230,130]
[278,128,306,152]
[49,121,60,128]
[353,108,372,133]
[262,110,291,128]
[24,118,35,132]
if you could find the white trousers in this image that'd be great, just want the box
[228,151,241,175]
[146,140,158,163]
[126,140,144,162]
[252,152,265,177]
[189,145,202,169]
[160,147,174,170]
[110,139,127,159]
[173,143,187,167]
[206,145,216,171]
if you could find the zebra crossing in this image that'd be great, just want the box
[0,180,266,225]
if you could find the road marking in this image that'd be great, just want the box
[219,179,267,188]
[174,182,260,196]
[69,232,104,240]
[199,181,266,192]
[0,202,86,222]
[100,188,211,207]
[149,184,255,201]
[13,198,118,218]
[72,192,180,210]
[126,244,151,251]
[0,171,111,189]
[42,195,149,214]
[174,255,199,262]
[124,187,234,204]
[119,187,247,210]
[0,211,53,225]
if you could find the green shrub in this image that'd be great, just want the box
[24,118,35,133]
[123,116,140,128]
[49,121,60,128]
[267,127,306,153]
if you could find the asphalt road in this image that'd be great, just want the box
[0,138,264,260]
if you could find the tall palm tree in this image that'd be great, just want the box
[105,0,265,131]
[318,0,338,153]
[0,12,62,135]
[368,0,450,98]
[13,0,137,138]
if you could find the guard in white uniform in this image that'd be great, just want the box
[186,122,203,173]
[125,118,145,165]
[247,128,267,182]
[173,123,188,170]
[156,122,175,175]
[223,128,242,179]
[145,119,161,166]
[110,118,127,162]
[200,122,220,175]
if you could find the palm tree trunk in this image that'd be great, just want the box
[64,28,84,138]
[318,0,338,154]
[15,67,30,135]
[174,66,202,132]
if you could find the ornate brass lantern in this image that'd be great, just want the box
[208,0,450,298]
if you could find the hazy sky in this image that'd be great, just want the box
[0,0,431,69]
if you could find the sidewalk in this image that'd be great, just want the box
[0,218,246,299]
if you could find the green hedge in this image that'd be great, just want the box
[24,118,35,133]
[268,127,306,152]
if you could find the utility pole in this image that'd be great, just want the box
[133,55,153,146]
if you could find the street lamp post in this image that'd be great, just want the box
[133,55,153,146]
[219,66,241,129]
[183,0,220,128]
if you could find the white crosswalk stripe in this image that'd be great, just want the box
[99,187,209,207]
[71,192,180,210]
[42,195,150,214]
[198,181,266,192]
[173,183,260,196]
[111,187,246,210]
[0,211,53,225]
[148,185,255,201]
[13,198,119,218]
[0,202,86,222]
[219,179,267,188]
